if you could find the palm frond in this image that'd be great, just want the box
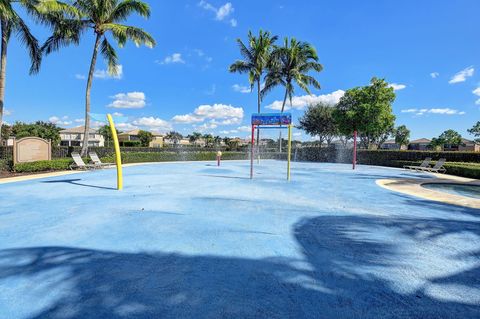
[103,23,155,48]
[41,18,88,54]
[111,0,151,21]
[100,36,119,75]
[11,11,41,74]
[229,60,251,73]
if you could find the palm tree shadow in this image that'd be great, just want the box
[42,179,116,190]
[0,215,478,318]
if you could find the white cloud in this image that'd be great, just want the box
[173,103,244,125]
[401,108,466,116]
[198,1,237,27]
[4,109,11,116]
[473,87,480,105]
[266,90,345,111]
[108,92,146,109]
[75,74,86,80]
[49,115,72,126]
[232,84,251,93]
[94,65,123,80]
[449,66,474,84]
[74,118,84,123]
[132,117,172,132]
[158,53,185,65]
[430,72,439,79]
[195,122,218,132]
[220,129,238,134]
[237,126,251,132]
[388,83,406,91]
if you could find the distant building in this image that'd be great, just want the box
[380,139,407,150]
[408,138,431,151]
[459,138,480,152]
[60,126,105,147]
[117,129,164,148]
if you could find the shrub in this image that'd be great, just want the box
[0,159,12,171]
[14,159,73,173]
[102,151,250,164]
[120,141,142,147]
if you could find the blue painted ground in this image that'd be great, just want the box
[0,160,479,318]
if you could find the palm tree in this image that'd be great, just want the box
[262,37,323,151]
[0,0,61,140]
[165,131,182,146]
[188,131,202,146]
[42,0,155,155]
[229,30,277,151]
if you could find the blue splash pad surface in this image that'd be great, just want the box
[0,161,478,318]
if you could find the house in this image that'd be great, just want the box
[117,130,164,148]
[408,138,431,151]
[59,126,105,147]
[459,138,480,152]
[380,139,407,150]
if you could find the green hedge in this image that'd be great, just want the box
[102,151,250,164]
[14,159,73,173]
[0,159,12,171]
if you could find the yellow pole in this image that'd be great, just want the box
[107,114,123,190]
[287,124,292,181]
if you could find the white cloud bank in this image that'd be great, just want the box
[173,104,244,125]
[108,92,146,109]
[198,1,237,27]
[132,117,172,132]
[49,115,72,126]
[94,65,123,80]
[266,90,345,111]
[430,72,439,79]
[401,108,466,116]
[449,66,474,84]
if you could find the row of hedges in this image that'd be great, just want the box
[13,159,73,173]
[102,151,252,164]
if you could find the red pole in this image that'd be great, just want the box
[353,130,357,170]
[250,125,255,179]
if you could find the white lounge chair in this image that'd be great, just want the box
[404,157,432,171]
[416,158,447,174]
[89,151,114,168]
[70,152,96,170]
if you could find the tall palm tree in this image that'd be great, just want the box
[229,30,277,150]
[262,37,323,151]
[0,0,61,140]
[42,0,156,155]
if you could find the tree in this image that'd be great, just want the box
[298,103,337,147]
[42,0,156,155]
[214,135,222,146]
[393,125,410,148]
[0,123,11,143]
[468,121,480,143]
[262,37,323,151]
[202,134,214,147]
[430,129,462,150]
[137,130,153,147]
[230,30,277,114]
[98,124,119,147]
[333,77,396,149]
[188,132,202,146]
[11,121,62,145]
[230,30,278,149]
[0,0,61,140]
[165,131,182,146]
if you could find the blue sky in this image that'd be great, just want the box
[5,0,480,140]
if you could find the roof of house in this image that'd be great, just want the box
[60,126,97,134]
[409,138,431,144]
[382,139,397,144]
[118,129,163,137]
[461,138,476,144]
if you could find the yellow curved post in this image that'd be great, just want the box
[287,124,292,181]
[107,114,123,190]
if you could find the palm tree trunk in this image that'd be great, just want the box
[256,78,260,161]
[278,89,288,153]
[0,19,8,142]
[81,33,102,156]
